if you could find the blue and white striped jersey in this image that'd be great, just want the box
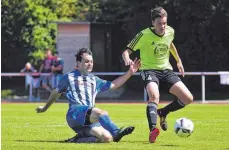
[56,70,112,107]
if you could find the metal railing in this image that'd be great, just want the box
[1,72,229,102]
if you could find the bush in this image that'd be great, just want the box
[1,89,13,98]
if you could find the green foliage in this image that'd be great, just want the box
[1,89,13,98]
[2,0,100,69]
[28,49,46,65]
[22,0,70,59]
[1,0,28,71]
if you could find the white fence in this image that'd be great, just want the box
[1,72,229,103]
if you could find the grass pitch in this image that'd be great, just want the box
[1,103,229,150]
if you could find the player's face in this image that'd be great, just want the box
[46,50,52,57]
[25,63,31,70]
[78,53,94,74]
[152,16,167,36]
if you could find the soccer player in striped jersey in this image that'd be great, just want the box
[36,48,141,143]
[122,7,193,143]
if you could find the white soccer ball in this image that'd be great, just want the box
[174,118,194,137]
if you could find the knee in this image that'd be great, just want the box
[99,110,108,116]
[101,134,113,143]
[94,108,108,116]
[185,93,193,104]
[148,95,160,104]
[102,111,108,116]
[188,94,194,104]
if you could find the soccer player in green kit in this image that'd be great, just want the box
[122,7,193,143]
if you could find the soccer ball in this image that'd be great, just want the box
[174,118,194,137]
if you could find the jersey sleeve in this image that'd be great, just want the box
[95,76,112,92]
[56,74,68,93]
[20,67,26,73]
[167,26,175,41]
[127,32,144,51]
[171,28,175,40]
[31,67,37,72]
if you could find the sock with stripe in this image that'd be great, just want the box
[146,102,158,131]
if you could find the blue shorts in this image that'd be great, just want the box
[66,105,92,128]
[66,105,100,135]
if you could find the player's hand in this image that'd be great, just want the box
[124,58,134,66]
[129,58,141,75]
[36,106,46,113]
[177,61,184,77]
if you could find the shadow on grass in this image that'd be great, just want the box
[16,140,105,144]
[16,140,180,146]
[121,141,150,144]
[16,139,149,144]
[121,141,179,146]
[160,144,179,147]
[16,140,67,143]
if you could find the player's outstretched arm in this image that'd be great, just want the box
[110,58,141,90]
[122,49,134,66]
[170,43,185,77]
[36,89,61,113]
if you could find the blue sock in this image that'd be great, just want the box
[99,115,119,136]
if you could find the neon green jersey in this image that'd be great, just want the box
[127,26,174,70]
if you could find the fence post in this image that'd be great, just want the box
[201,74,206,103]
[29,75,33,101]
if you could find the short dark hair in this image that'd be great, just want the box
[151,7,167,21]
[75,48,92,62]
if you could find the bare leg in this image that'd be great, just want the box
[89,125,113,143]
[169,81,193,105]
[42,83,52,92]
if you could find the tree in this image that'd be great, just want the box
[22,0,77,64]
[1,0,100,70]
[1,0,28,71]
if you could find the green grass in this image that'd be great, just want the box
[2,103,229,150]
